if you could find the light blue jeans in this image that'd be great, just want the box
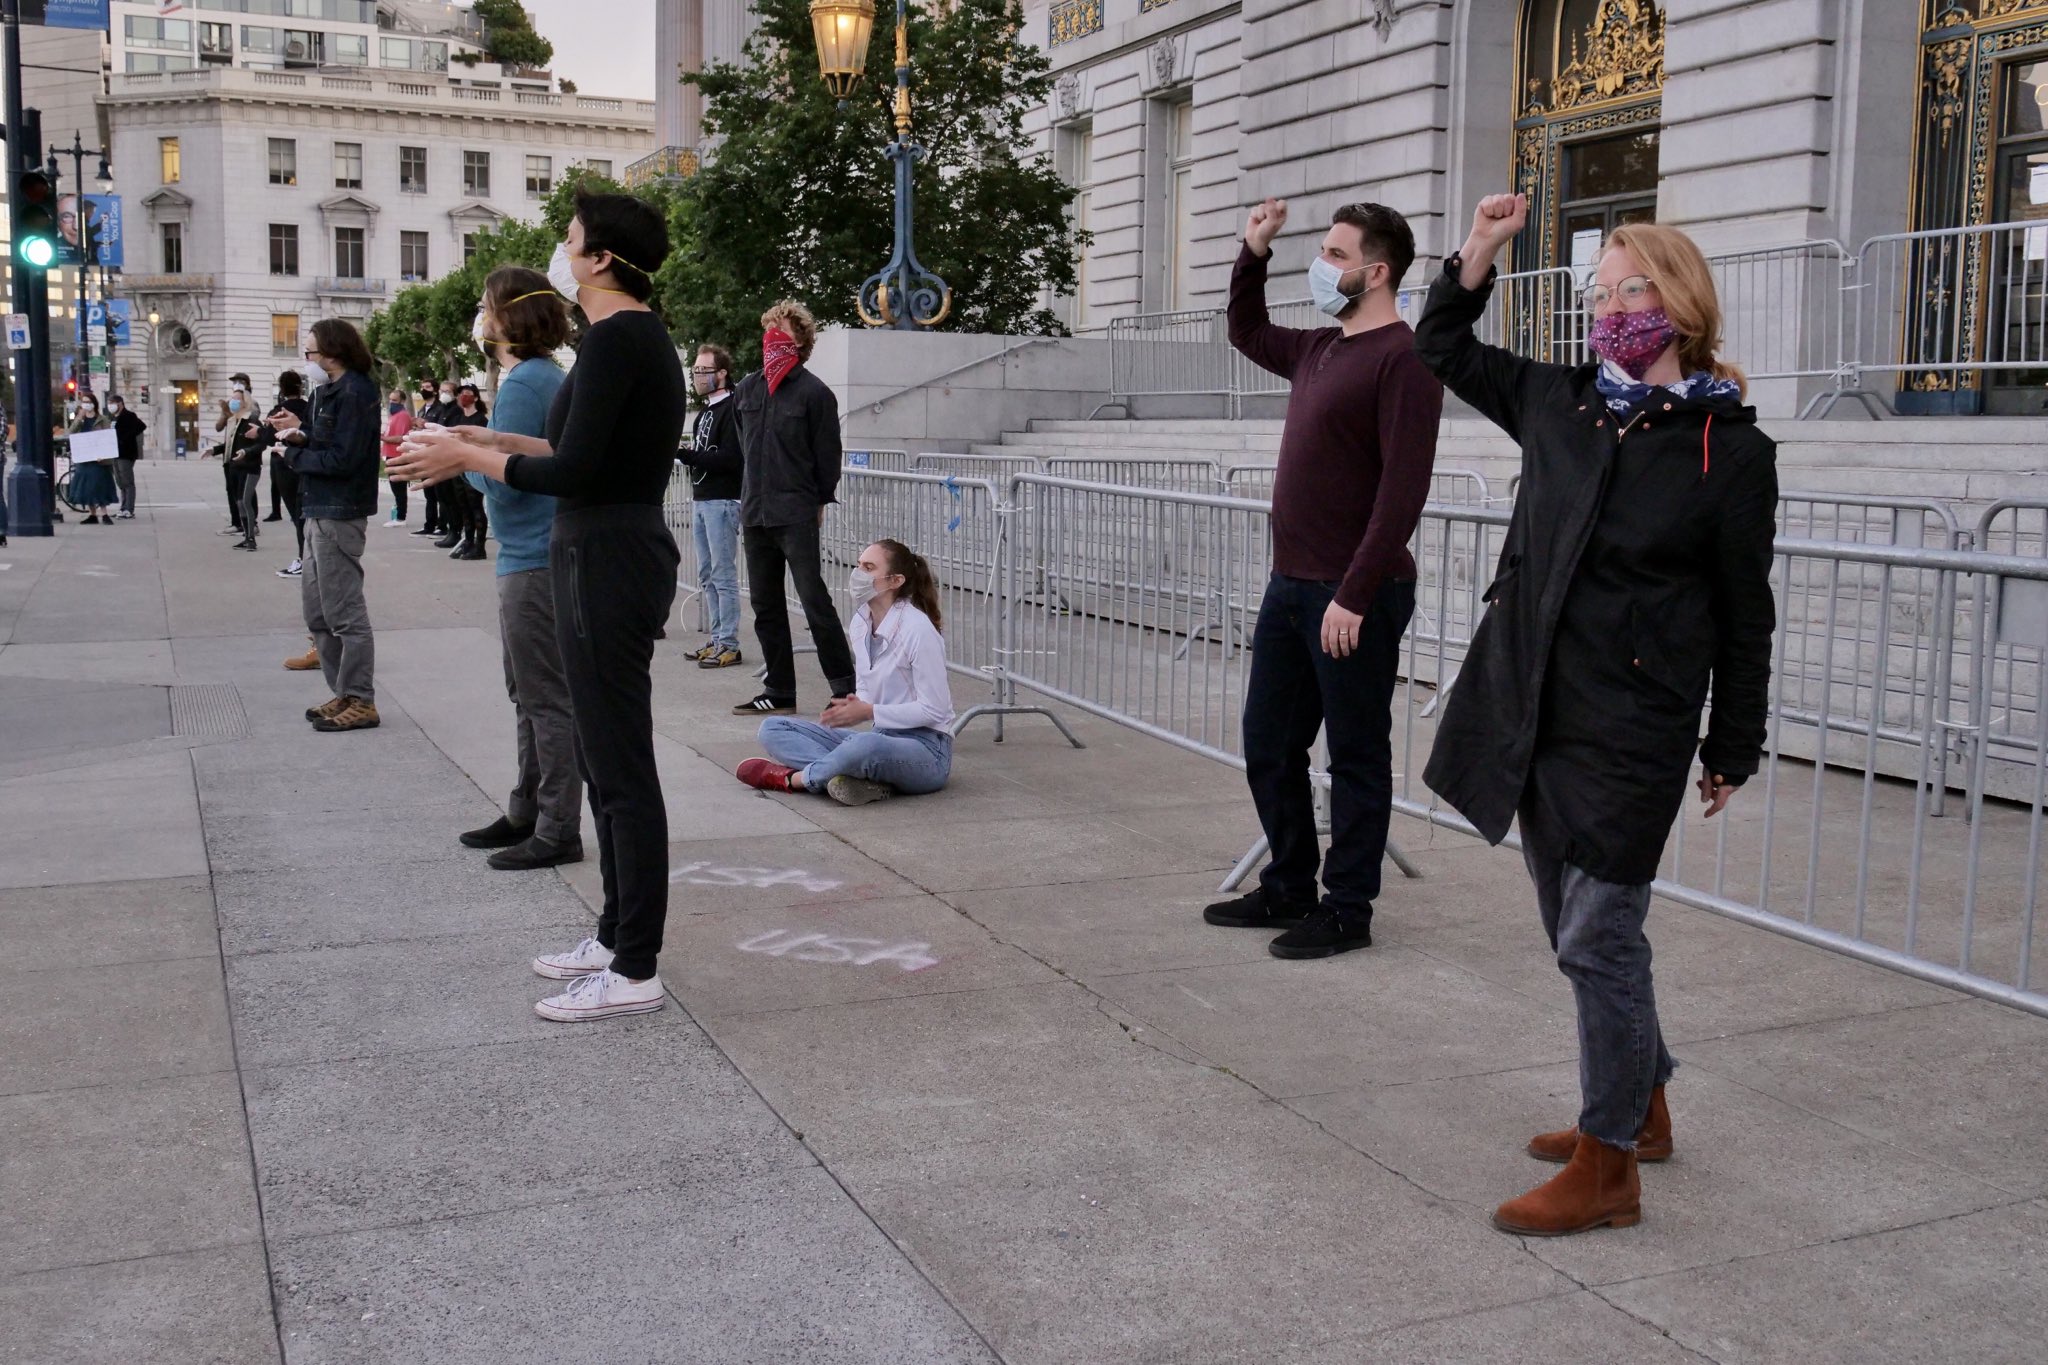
[759,718,953,795]
[690,497,741,650]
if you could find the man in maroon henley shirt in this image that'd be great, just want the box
[1203,198,1444,959]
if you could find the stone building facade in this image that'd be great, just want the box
[101,67,652,456]
[1019,0,2048,413]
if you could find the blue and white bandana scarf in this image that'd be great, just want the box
[1594,358,1743,417]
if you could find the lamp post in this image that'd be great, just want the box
[47,131,113,399]
[810,0,951,329]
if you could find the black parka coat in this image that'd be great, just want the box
[1413,262,1779,885]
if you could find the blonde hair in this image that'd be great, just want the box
[760,299,818,361]
[1604,223,1747,398]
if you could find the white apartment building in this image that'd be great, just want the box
[107,0,487,78]
[102,62,652,456]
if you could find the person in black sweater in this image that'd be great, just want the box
[678,342,743,667]
[443,383,491,560]
[731,300,856,715]
[269,370,313,578]
[108,395,147,519]
[393,190,686,1024]
[413,379,455,538]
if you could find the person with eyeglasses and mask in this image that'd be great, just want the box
[1413,194,1778,1240]
[270,320,384,732]
[677,342,744,669]
[1201,198,1444,963]
[393,190,687,1024]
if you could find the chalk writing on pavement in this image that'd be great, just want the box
[736,929,941,972]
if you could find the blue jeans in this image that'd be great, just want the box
[690,498,741,650]
[1243,573,1414,915]
[759,718,952,795]
[1521,842,1677,1149]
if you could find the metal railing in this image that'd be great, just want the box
[1107,223,2047,418]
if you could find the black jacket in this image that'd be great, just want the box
[288,371,381,520]
[681,393,742,501]
[734,367,840,528]
[1413,261,1778,884]
[228,408,271,472]
[112,409,147,461]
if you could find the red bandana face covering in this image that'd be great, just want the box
[763,328,800,394]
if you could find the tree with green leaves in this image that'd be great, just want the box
[364,169,618,385]
[669,0,1082,369]
[474,0,554,71]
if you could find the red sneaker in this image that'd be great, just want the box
[736,758,798,793]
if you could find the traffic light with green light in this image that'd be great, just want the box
[14,169,58,270]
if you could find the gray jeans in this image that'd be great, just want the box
[499,568,582,842]
[115,457,138,515]
[1521,843,1676,1149]
[235,468,260,542]
[303,517,374,703]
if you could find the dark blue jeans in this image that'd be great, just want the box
[1243,573,1414,916]
[1521,842,1677,1148]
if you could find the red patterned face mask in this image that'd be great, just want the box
[763,328,800,394]
[1588,306,1677,381]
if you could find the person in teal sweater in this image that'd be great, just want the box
[454,266,584,871]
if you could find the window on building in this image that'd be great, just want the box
[333,142,362,190]
[124,15,192,52]
[1164,100,1198,311]
[334,226,365,280]
[198,22,232,63]
[400,230,429,281]
[271,313,300,358]
[161,222,184,275]
[381,37,413,68]
[585,159,613,179]
[399,145,427,194]
[125,53,198,74]
[1989,60,2048,411]
[242,26,277,56]
[463,232,479,262]
[282,29,323,66]
[421,42,449,73]
[269,224,300,276]
[525,155,553,199]
[463,150,490,197]
[159,137,181,185]
[268,138,297,187]
[333,34,369,67]
[1056,123,1093,328]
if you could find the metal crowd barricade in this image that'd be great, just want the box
[1107,307,1236,409]
[1973,499,2048,769]
[845,448,914,472]
[912,451,1043,481]
[1705,239,1854,393]
[1476,267,1585,365]
[1840,219,2048,415]
[1044,455,1226,494]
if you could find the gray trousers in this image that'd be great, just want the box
[498,568,582,842]
[114,457,137,515]
[235,468,260,543]
[303,517,374,703]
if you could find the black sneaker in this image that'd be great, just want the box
[1203,886,1314,929]
[733,694,797,716]
[460,815,535,850]
[1268,904,1373,960]
[487,835,585,871]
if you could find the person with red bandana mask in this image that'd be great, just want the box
[1414,193,1778,1240]
[729,299,857,717]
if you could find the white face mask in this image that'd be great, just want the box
[1308,255,1368,318]
[848,567,878,610]
[306,360,327,389]
[471,312,489,353]
[439,388,455,404]
[546,242,580,306]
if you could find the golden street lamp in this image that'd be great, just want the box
[810,0,951,328]
[809,0,876,100]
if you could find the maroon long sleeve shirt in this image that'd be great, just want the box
[1228,244,1444,614]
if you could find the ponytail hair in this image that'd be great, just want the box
[875,538,943,633]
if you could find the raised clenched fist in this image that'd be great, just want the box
[1469,193,1529,249]
[1244,198,1289,257]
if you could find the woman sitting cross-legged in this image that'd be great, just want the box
[737,538,953,806]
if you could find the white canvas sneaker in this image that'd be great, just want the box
[532,935,615,980]
[534,969,665,1022]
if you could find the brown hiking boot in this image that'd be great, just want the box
[1492,1132,1641,1237]
[312,697,380,732]
[1528,1085,1672,1164]
[284,647,320,671]
[305,696,350,723]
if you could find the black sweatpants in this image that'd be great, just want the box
[224,460,243,530]
[272,454,306,559]
[552,504,679,981]
[422,481,443,532]
[744,519,857,703]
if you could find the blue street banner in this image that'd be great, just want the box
[58,195,123,269]
[106,299,133,346]
[76,301,134,348]
[23,1,113,30]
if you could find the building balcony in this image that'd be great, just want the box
[316,276,387,296]
[112,273,216,295]
[624,146,700,189]
[105,67,655,127]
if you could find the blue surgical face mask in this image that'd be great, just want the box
[1308,255,1368,318]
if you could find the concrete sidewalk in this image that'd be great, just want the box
[3,460,2044,1365]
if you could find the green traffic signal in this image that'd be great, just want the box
[13,168,57,272]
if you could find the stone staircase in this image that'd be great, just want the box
[972,417,2048,527]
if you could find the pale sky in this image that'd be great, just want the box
[521,0,657,102]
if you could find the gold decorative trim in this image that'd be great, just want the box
[1049,0,1102,46]
[1548,0,1664,113]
